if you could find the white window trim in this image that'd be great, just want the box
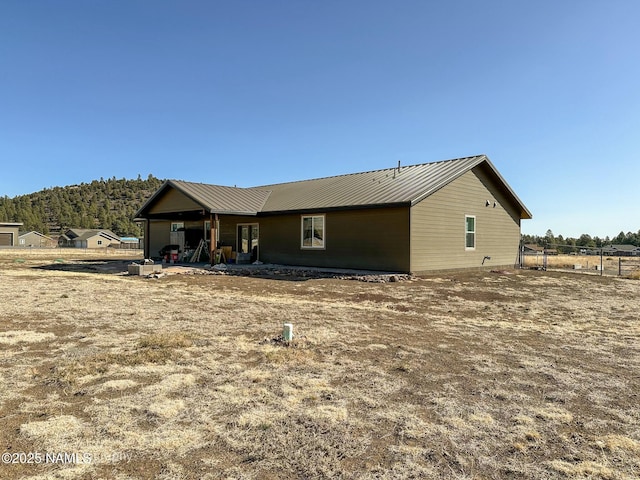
[236,223,259,254]
[171,222,184,232]
[301,214,326,250]
[465,215,476,250]
[204,220,219,243]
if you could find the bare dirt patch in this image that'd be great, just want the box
[0,252,639,479]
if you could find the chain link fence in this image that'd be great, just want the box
[521,245,640,278]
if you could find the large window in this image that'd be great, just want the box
[301,215,325,249]
[465,215,476,250]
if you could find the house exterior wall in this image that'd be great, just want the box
[410,167,522,273]
[85,236,120,249]
[148,220,172,258]
[18,232,55,247]
[146,209,411,271]
[219,215,261,251]
[255,207,411,271]
[148,188,202,214]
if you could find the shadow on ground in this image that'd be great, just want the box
[34,259,133,274]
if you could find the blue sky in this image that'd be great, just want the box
[1,1,638,238]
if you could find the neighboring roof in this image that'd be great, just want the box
[607,244,640,251]
[65,229,121,242]
[18,231,53,240]
[523,244,544,252]
[135,155,532,219]
[0,222,23,227]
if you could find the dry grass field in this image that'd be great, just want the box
[0,250,639,479]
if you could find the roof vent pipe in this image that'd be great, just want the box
[397,160,401,172]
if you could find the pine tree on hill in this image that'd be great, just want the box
[0,175,164,237]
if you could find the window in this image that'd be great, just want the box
[171,222,184,232]
[465,215,476,250]
[237,224,259,261]
[301,215,325,249]
[97,240,103,245]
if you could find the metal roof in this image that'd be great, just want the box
[259,155,489,211]
[168,181,271,215]
[135,155,532,219]
[65,229,121,241]
[18,231,53,240]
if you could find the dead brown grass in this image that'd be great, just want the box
[0,255,639,479]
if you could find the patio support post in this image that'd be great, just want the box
[144,220,150,259]
[210,213,218,265]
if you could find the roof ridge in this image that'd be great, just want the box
[171,179,271,192]
[255,155,486,188]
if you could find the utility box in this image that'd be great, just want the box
[283,323,293,342]
[128,263,163,276]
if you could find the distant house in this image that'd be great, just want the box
[135,155,532,273]
[523,245,557,255]
[18,231,56,248]
[523,244,544,255]
[603,244,640,257]
[58,229,121,248]
[0,222,23,246]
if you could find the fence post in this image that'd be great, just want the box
[600,249,603,276]
[619,257,622,276]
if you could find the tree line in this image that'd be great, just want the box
[0,175,164,237]
[522,229,640,253]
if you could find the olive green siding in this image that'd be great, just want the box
[410,167,521,273]
[148,188,202,214]
[217,209,410,270]
[145,210,411,270]
[148,220,171,258]
[255,207,410,271]
[219,216,261,251]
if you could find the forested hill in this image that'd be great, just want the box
[0,175,164,237]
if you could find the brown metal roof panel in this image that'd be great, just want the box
[259,155,486,211]
[170,180,272,214]
[135,155,531,220]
